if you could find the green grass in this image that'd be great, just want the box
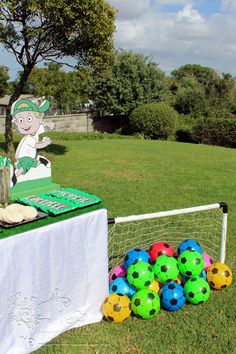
[1,135,236,354]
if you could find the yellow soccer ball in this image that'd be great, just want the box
[207,262,233,290]
[102,293,132,323]
[148,276,160,293]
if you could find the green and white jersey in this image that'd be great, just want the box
[16,124,45,160]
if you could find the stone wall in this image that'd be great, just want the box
[0,113,126,134]
[44,113,95,132]
[0,113,95,134]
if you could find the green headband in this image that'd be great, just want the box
[12,99,50,115]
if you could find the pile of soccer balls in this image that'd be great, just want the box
[102,240,233,323]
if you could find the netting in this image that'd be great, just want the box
[108,205,225,268]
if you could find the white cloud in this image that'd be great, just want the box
[107,0,236,75]
[221,0,236,13]
[109,0,150,20]
[154,0,191,6]
[176,4,204,24]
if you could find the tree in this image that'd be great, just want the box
[171,64,236,118]
[20,63,86,112]
[171,64,219,87]
[172,76,207,117]
[0,0,116,152]
[84,50,169,116]
[0,66,10,97]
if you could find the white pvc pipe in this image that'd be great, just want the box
[114,203,221,224]
[220,212,228,263]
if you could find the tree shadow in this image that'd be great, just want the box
[0,142,68,156]
[41,143,68,155]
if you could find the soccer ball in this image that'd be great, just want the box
[207,262,233,290]
[160,282,186,311]
[153,255,179,283]
[109,265,127,284]
[174,275,182,285]
[181,270,207,286]
[178,239,202,255]
[148,276,160,293]
[149,242,175,262]
[127,261,154,290]
[184,278,211,305]
[178,250,204,277]
[202,253,214,272]
[124,248,150,268]
[132,289,160,319]
[103,293,132,323]
[109,277,136,299]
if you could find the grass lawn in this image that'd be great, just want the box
[1,135,236,353]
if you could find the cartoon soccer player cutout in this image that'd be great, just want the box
[11,98,55,186]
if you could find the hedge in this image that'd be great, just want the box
[192,118,236,148]
[129,102,177,139]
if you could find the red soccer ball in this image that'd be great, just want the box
[149,242,175,262]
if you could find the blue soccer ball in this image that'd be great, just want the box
[178,239,202,255]
[160,282,186,311]
[181,270,207,285]
[124,248,150,268]
[109,277,136,299]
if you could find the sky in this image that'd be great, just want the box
[1,0,236,79]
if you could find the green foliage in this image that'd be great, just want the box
[175,114,196,143]
[21,63,87,112]
[173,77,207,117]
[171,64,219,86]
[84,50,169,115]
[171,64,236,118]
[192,118,236,148]
[0,0,116,71]
[129,102,178,139]
[0,66,10,98]
[0,0,116,151]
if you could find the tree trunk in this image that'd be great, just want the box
[5,64,34,153]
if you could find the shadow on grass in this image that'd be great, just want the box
[43,143,68,155]
[0,142,68,156]
[0,141,19,153]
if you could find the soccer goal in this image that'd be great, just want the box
[108,202,228,268]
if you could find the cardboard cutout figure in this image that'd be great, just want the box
[11,98,55,186]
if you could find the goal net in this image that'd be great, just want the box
[108,203,228,268]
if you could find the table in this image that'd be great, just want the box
[0,208,108,354]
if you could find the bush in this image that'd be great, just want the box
[129,103,178,139]
[175,114,196,143]
[192,118,236,148]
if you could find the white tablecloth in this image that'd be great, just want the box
[0,208,108,354]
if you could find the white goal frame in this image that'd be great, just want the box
[108,202,228,267]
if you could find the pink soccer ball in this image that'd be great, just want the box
[203,252,214,272]
[109,265,127,284]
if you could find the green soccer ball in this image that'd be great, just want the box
[178,250,204,277]
[132,289,160,319]
[127,261,154,290]
[184,277,211,304]
[153,255,179,283]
